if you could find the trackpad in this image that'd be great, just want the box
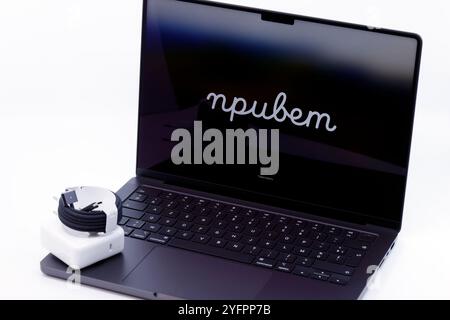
[122,246,272,299]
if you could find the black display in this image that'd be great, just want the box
[137,0,421,227]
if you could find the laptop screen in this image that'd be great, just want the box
[137,0,420,226]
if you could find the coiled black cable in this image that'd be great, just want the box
[58,194,122,233]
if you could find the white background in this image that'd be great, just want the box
[0,0,449,299]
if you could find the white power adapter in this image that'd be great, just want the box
[41,218,124,270]
[41,187,125,270]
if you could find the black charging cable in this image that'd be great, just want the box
[58,190,122,233]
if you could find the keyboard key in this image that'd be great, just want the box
[147,233,170,244]
[195,216,212,225]
[293,228,310,238]
[179,195,193,204]
[163,210,179,218]
[225,232,241,242]
[214,211,227,220]
[228,223,244,233]
[213,220,229,229]
[123,200,147,211]
[148,197,163,206]
[176,231,194,240]
[131,229,150,240]
[235,208,251,218]
[243,245,261,256]
[126,219,145,229]
[293,266,310,277]
[311,251,328,260]
[210,229,225,238]
[195,207,211,216]
[310,223,324,232]
[274,216,290,224]
[330,245,347,255]
[292,247,310,257]
[160,227,177,236]
[226,242,244,252]
[280,235,295,243]
[328,254,345,265]
[165,201,178,209]
[160,217,176,226]
[296,257,314,267]
[192,225,209,234]
[181,204,195,212]
[142,223,161,233]
[345,250,364,267]
[192,234,210,244]
[279,253,296,263]
[298,239,313,248]
[280,216,292,224]
[121,226,134,236]
[344,230,357,239]
[143,213,160,223]
[294,219,308,228]
[359,233,378,242]
[210,238,227,248]
[277,225,292,234]
[122,208,145,220]
[242,236,258,245]
[275,262,294,273]
[225,205,240,214]
[129,192,147,202]
[146,206,163,215]
[261,221,275,231]
[261,249,279,259]
[254,257,275,268]
[329,274,350,285]
[245,218,259,227]
[311,271,330,281]
[260,239,276,249]
[311,232,327,241]
[160,191,177,199]
[175,221,192,230]
[313,260,354,276]
[229,214,243,223]
[260,213,273,221]
[193,199,209,206]
[136,187,160,197]
[209,202,225,210]
[324,226,341,235]
[344,239,370,251]
[169,238,253,264]
[118,217,129,226]
[328,236,344,245]
[312,241,330,251]
[245,227,262,237]
[135,187,148,194]
[276,244,293,252]
[180,213,195,222]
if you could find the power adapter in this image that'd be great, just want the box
[41,187,124,270]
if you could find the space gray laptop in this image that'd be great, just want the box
[41,0,422,299]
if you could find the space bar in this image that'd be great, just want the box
[168,238,254,264]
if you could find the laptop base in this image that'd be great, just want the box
[41,177,397,300]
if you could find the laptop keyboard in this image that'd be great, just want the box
[119,186,377,286]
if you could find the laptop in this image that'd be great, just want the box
[41,0,422,299]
